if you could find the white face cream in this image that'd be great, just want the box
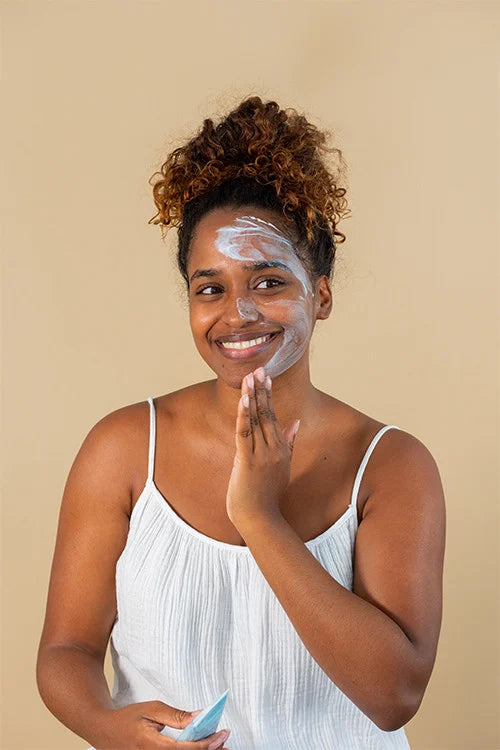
[235,296,259,321]
[213,215,315,379]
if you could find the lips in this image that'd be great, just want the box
[215,330,281,344]
[215,330,281,359]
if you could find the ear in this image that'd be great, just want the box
[314,275,333,321]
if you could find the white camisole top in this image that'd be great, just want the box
[88,396,411,749]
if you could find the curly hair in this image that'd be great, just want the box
[147,96,350,289]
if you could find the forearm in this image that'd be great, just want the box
[36,645,115,747]
[236,514,418,731]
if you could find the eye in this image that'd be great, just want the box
[256,278,285,290]
[196,285,222,295]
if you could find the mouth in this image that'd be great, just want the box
[215,330,281,359]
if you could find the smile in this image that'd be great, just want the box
[216,331,281,359]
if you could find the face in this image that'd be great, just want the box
[186,206,331,387]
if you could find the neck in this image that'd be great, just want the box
[204,357,320,443]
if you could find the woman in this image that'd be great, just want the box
[36,96,446,750]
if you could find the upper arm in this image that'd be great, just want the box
[353,428,446,715]
[37,406,138,664]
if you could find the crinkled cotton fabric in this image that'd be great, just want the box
[87,397,411,750]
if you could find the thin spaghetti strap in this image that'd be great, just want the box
[350,425,401,511]
[146,396,156,484]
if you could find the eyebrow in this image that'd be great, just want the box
[189,260,293,285]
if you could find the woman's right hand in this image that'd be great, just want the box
[94,700,232,749]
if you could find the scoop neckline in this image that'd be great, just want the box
[141,477,357,553]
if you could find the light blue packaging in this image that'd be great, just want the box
[160,688,230,742]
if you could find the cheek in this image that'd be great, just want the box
[190,303,216,332]
[282,311,311,350]
[261,297,312,336]
[262,299,312,378]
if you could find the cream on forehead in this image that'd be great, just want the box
[214,215,312,299]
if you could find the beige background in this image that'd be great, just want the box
[2,1,499,748]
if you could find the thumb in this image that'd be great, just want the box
[150,701,202,729]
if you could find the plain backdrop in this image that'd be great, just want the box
[2,1,499,748]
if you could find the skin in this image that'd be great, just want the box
[187,205,334,444]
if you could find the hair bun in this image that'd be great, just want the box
[148,96,350,247]
[148,95,351,288]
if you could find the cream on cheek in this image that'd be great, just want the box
[256,297,311,379]
[214,215,314,379]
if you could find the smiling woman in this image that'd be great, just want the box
[37,96,445,750]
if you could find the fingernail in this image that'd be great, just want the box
[191,709,203,717]
[255,367,265,382]
[265,375,271,391]
[248,373,254,390]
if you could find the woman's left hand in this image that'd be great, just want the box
[225,366,301,528]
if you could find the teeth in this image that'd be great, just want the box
[221,333,273,350]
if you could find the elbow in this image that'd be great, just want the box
[375,697,419,733]
[375,669,425,732]
[376,707,416,733]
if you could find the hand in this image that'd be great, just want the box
[225,366,300,527]
[92,701,232,749]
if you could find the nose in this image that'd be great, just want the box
[237,297,259,321]
[222,290,260,325]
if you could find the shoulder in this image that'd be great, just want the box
[88,397,151,449]
[362,423,445,509]
[357,422,446,566]
[76,400,149,510]
[81,399,145,459]
[99,383,202,434]
[93,384,204,466]
[317,390,442,478]
[315,392,444,517]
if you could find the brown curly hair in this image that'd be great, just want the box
[147,96,350,289]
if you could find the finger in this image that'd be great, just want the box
[246,371,262,451]
[253,367,277,447]
[204,728,231,749]
[243,373,255,452]
[263,373,283,443]
[235,383,252,456]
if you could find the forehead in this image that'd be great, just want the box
[188,207,298,269]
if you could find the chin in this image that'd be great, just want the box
[216,371,251,390]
